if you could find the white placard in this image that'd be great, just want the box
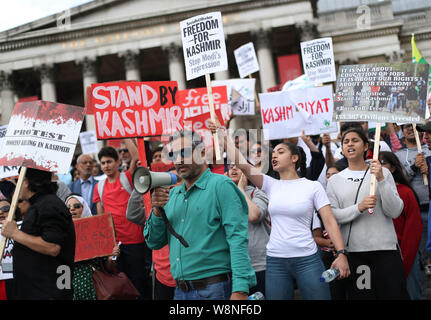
[259,85,337,140]
[180,11,228,80]
[300,37,336,83]
[0,125,20,179]
[0,222,22,280]
[234,42,260,78]
[79,131,98,155]
[212,79,256,115]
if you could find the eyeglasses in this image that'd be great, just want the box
[0,205,10,212]
[79,161,93,165]
[67,203,82,210]
[168,147,193,159]
[119,149,129,153]
[251,148,262,153]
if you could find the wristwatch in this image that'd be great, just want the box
[335,249,348,258]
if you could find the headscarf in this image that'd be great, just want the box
[65,195,92,218]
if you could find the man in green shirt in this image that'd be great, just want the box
[144,130,256,300]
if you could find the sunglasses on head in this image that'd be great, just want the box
[67,203,82,210]
[0,205,10,212]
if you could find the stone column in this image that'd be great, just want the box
[0,71,15,124]
[76,57,102,148]
[38,64,57,101]
[119,49,141,81]
[164,43,186,90]
[253,29,276,93]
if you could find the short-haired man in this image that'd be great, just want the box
[144,131,256,300]
[69,154,98,215]
[93,140,152,299]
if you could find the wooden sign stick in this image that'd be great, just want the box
[413,123,429,186]
[205,74,222,161]
[368,122,381,215]
[0,166,27,264]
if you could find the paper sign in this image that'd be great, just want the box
[259,85,337,140]
[212,79,255,115]
[334,63,430,123]
[0,222,22,280]
[300,37,336,83]
[234,42,260,78]
[180,12,228,80]
[91,81,181,139]
[0,125,20,179]
[0,101,85,174]
[74,213,116,262]
[79,131,98,155]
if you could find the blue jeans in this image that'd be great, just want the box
[265,252,331,300]
[406,252,425,300]
[174,280,232,300]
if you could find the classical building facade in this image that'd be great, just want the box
[0,0,430,130]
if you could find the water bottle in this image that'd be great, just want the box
[248,291,265,300]
[320,267,340,283]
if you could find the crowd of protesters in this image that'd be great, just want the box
[1,118,431,300]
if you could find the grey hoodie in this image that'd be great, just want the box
[326,167,403,252]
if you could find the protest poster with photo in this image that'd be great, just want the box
[179,86,230,122]
[0,222,22,280]
[180,12,228,81]
[300,37,336,83]
[79,130,98,155]
[0,125,19,179]
[74,213,116,262]
[91,81,181,139]
[0,101,85,174]
[259,85,337,140]
[212,79,255,115]
[334,63,430,123]
[234,42,260,78]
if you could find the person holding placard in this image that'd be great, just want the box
[1,168,76,300]
[209,120,349,300]
[326,128,409,299]
[145,130,256,300]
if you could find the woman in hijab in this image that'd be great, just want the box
[65,194,92,219]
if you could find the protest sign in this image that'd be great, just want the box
[267,84,283,92]
[0,222,22,280]
[179,86,229,121]
[91,81,181,139]
[259,85,337,140]
[212,79,255,115]
[0,100,85,174]
[334,63,429,123]
[300,37,336,83]
[180,12,228,81]
[234,42,260,78]
[0,125,19,179]
[79,131,98,155]
[74,213,116,262]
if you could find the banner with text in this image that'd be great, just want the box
[0,222,22,280]
[0,101,85,174]
[74,213,116,262]
[300,37,336,83]
[212,79,255,115]
[180,12,228,80]
[91,81,181,139]
[0,125,19,179]
[234,42,260,78]
[334,63,429,123]
[259,85,337,140]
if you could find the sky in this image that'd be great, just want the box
[0,0,93,32]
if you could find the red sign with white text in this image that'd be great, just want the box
[91,81,181,139]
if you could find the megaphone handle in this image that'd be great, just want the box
[158,207,189,248]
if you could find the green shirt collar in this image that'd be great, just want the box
[178,167,211,193]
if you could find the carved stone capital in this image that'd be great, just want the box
[297,21,319,42]
[252,28,272,50]
[385,50,404,63]
[119,49,140,71]
[163,43,183,63]
[37,64,55,84]
[76,56,97,78]
[0,71,13,91]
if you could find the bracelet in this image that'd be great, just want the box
[335,249,348,258]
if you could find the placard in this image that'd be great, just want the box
[334,63,429,123]
[212,79,255,115]
[74,213,116,262]
[79,131,98,155]
[234,42,260,78]
[0,101,85,174]
[180,12,228,80]
[91,81,181,139]
[0,125,19,179]
[300,37,336,83]
[259,85,337,140]
[0,222,22,280]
